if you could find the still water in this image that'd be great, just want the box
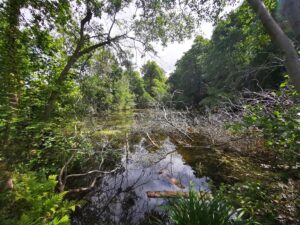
[72,111,211,225]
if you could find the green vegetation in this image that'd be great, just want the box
[127,70,154,107]
[0,173,79,225]
[169,37,209,107]
[161,190,255,225]
[142,60,168,102]
[168,0,288,108]
[80,53,135,111]
[236,81,300,163]
[0,0,299,224]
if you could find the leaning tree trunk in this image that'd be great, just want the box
[43,37,113,120]
[247,0,300,91]
[42,5,123,120]
[43,53,80,120]
[43,8,92,120]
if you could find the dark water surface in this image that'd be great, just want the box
[72,111,211,225]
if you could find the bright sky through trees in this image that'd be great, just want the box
[136,1,242,75]
[136,22,214,75]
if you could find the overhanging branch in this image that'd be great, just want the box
[77,34,128,57]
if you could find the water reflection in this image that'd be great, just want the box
[73,138,209,225]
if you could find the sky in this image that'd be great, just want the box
[133,1,243,76]
[134,22,214,75]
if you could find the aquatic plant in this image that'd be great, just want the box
[161,190,255,225]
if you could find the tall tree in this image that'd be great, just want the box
[246,0,300,91]
[40,0,196,119]
[169,36,209,106]
[80,50,135,111]
[183,0,300,91]
[141,61,168,101]
[203,1,283,92]
[0,0,75,145]
[0,0,25,146]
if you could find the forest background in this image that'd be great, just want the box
[0,0,299,224]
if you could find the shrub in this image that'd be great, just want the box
[0,173,80,225]
[225,78,300,164]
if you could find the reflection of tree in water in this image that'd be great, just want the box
[73,169,156,225]
[73,138,209,225]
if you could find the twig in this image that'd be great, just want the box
[145,132,160,148]
[59,154,75,192]
[65,166,120,180]
[162,107,193,141]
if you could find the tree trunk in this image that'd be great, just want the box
[43,34,118,120]
[43,53,80,120]
[247,0,300,91]
[1,0,23,147]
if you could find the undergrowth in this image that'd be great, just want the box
[160,190,255,225]
[0,173,80,225]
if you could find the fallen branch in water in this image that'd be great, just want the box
[63,166,121,194]
[146,191,211,198]
[66,176,100,193]
[145,132,160,148]
[65,167,120,180]
[162,107,193,141]
[58,148,121,193]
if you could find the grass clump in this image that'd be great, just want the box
[161,190,255,225]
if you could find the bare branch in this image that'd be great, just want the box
[145,132,160,148]
[65,166,120,180]
[77,34,127,57]
[108,11,117,40]
[162,107,193,141]
[66,166,121,194]
[58,153,75,192]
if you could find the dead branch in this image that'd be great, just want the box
[59,153,75,192]
[146,191,211,198]
[66,166,121,194]
[65,166,120,180]
[162,107,193,141]
[145,132,160,148]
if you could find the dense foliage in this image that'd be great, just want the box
[169,37,209,107]
[0,173,79,225]
[169,0,287,108]
[0,0,299,224]
[236,80,300,163]
[141,60,168,102]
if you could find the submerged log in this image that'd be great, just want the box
[165,176,185,189]
[146,191,211,198]
[158,169,185,189]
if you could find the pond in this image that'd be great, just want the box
[72,110,213,225]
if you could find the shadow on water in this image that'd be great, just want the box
[72,111,211,225]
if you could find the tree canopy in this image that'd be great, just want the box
[1,1,300,224]
[141,60,168,101]
[168,36,209,106]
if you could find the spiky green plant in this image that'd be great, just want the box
[161,191,255,225]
